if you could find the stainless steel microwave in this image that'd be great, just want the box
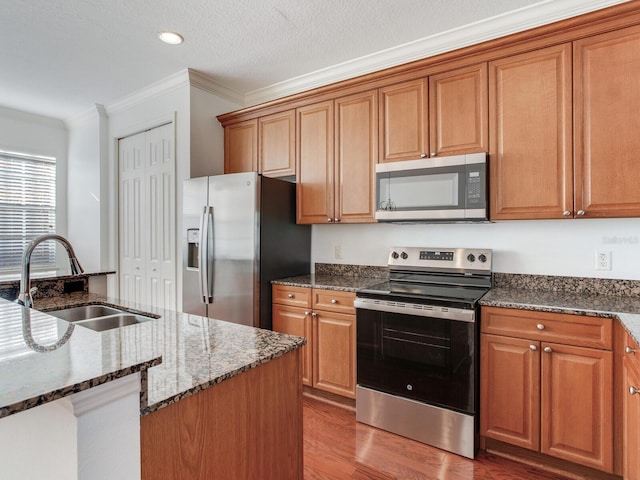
[375,152,488,223]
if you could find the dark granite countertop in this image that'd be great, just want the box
[480,286,640,346]
[0,292,305,419]
[272,274,385,292]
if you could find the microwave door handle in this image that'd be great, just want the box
[199,206,214,303]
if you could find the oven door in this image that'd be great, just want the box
[356,302,478,415]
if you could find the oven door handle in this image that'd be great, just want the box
[354,297,475,323]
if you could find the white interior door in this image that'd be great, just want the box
[118,123,176,309]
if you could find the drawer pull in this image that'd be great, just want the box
[543,346,553,353]
[536,324,545,330]
[625,346,637,354]
[331,299,337,304]
[287,293,294,298]
[630,386,640,395]
[529,345,537,351]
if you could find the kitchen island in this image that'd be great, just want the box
[0,292,305,479]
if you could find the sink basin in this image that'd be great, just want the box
[74,314,150,332]
[45,305,125,322]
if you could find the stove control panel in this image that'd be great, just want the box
[388,247,492,273]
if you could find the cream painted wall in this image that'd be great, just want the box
[312,218,640,280]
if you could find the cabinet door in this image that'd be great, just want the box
[480,334,540,451]
[541,343,613,472]
[429,63,488,157]
[296,101,334,224]
[313,310,356,398]
[379,79,428,163]
[489,44,573,220]
[272,304,312,386]
[623,338,640,480]
[259,110,295,177]
[224,119,258,174]
[574,25,640,218]
[335,90,377,223]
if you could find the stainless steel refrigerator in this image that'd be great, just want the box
[182,172,310,329]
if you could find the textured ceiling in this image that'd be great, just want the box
[0,0,629,121]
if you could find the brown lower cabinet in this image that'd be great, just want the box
[272,284,356,398]
[141,351,302,480]
[623,333,640,480]
[480,306,614,473]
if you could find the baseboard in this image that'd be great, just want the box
[303,386,355,411]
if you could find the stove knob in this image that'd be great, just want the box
[467,254,476,262]
[401,252,408,260]
[391,251,399,259]
[478,254,487,263]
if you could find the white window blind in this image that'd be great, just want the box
[0,149,56,271]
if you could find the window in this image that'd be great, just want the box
[0,149,56,272]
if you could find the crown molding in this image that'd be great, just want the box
[244,0,629,107]
[188,69,244,105]
[64,103,107,129]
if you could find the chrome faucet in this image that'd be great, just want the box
[16,234,84,308]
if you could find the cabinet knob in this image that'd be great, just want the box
[331,299,337,304]
[312,312,317,318]
[304,311,310,316]
[543,346,553,353]
[625,346,637,354]
[334,218,340,223]
[288,293,294,298]
[577,210,586,216]
[529,345,538,351]
[327,218,333,223]
[420,153,427,158]
[563,210,571,217]
[430,152,437,157]
[630,386,640,395]
[536,324,545,330]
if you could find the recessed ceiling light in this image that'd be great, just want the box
[158,32,184,45]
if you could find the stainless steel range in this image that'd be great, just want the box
[354,247,492,459]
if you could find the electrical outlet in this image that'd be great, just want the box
[595,251,612,271]
[334,245,343,260]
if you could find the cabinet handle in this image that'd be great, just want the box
[630,386,640,395]
[311,312,317,318]
[304,311,310,316]
[563,210,571,217]
[529,345,538,351]
[334,218,340,223]
[577,210,586,216]
[544,346,553,353]
[288,293,294,298]
[625,346,637,354]
[327,218,333,223]
[331,299,337,304]
[536,324,545,330]
[430,152,437,157]
[420,153,427,158]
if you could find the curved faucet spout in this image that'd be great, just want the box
[16,234,84,308]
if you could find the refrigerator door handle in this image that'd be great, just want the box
[199,206,214,303]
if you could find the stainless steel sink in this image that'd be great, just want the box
[45,305,125,322]
[74,314,150,332]
[43,304,153,331]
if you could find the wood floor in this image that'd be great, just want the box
[303,396,571,480]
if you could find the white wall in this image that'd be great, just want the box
[0,106,69,270]
[66,106,107,271]
[312,218,640,280]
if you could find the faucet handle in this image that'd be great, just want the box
[29,286,38,297]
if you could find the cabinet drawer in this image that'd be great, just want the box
[313,289,356,315]
[481,306,612,350]
[272,284,311,308]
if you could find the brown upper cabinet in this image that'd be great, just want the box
[574,24,640,218]
[379,63,488,163]
[491,24,640,220]
[379,79,428,162]
[489,44,573,220]
[297,91,377,224]
[259,109,296,177]
[429,63,488,157]
[224,119,258,174]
